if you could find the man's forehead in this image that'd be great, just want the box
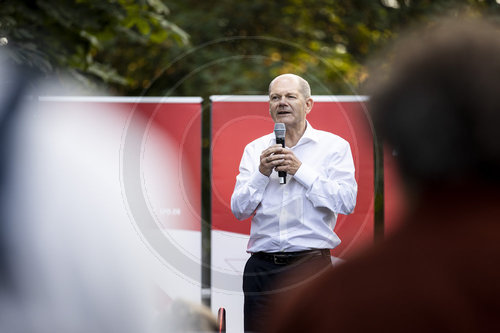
[269,78,301,95]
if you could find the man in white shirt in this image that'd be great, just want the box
[230,73,357,332]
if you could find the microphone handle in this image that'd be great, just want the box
[276,137,286,184]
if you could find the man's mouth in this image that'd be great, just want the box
[277,110,291,115]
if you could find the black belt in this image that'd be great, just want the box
[252,249,330,265]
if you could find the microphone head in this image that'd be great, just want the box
[274,122,286,138]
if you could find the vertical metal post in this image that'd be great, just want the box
[201,98,211,307]
[374,134,385,242]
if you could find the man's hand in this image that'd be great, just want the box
[259,144,302,177]
[259,144,284,176]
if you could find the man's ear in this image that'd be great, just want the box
[305,98,313,114]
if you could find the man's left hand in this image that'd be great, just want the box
[275,148,302,175]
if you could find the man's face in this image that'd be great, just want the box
[269,77,312,128]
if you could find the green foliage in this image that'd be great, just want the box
[0,0,189,93]
[1,0,500,96]
[155,0,500,98]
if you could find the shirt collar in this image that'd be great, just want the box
[300,120,320,143]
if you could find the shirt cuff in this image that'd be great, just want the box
[250,169,270,189]
[293,163,320,189]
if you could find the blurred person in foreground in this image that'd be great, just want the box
[266,18,500,332]
[0,60,170,332]
[231,73,357,332]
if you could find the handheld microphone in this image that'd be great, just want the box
[274,123,286,184]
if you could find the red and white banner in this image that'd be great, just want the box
[37,96,203,304]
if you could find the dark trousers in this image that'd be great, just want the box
[243,252,331,332]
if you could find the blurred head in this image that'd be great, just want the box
[269,74,313,128]
[367,18,500,193]
[0,59,157,332]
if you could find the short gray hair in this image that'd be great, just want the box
[269,74,311,99]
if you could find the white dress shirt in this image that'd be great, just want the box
[231,121,357,253]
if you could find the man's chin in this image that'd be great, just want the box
[275,115,293,123]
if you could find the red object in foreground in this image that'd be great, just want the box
[217,307,226,333]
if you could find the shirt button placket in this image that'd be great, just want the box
[278,183,289,251]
